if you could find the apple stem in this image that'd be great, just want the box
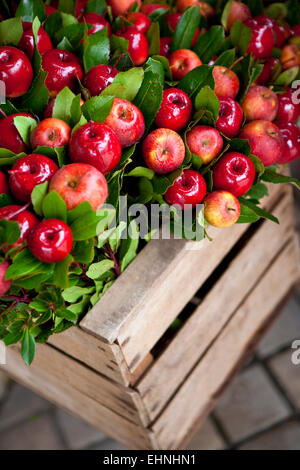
[0,108,8,119]
[105,242,121,277]
[229,56,244,71]
[6,203,31,221]
[113,53,125,69]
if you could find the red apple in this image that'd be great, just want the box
[176,0,214,18]
[8,154,58,203]
[290,25,300,37]
[216,96,243,138]
[83,64,119,97]
[256,57,280,85]
[242,85,278,122]
[28,219,73,263]
[104,98,145,148]
[143,128,185,174]
[69,122,121,175]
[245,19,274,59]
[0,261,11,296]
[0,113,36,154]
[213,152,256,197]
[225,1,252,31]
[160,36,172,58]
[0,171,8,194]
[116,27,149,66]
[165,13,200,47]
[277,88,300,124]
[141,4,169,15]
[49,163,108,211]
[107,0,141,17]
[255,14,287,48]
[0,205,38,246]
[0,46,33,98]
[80,13,111,37]
[169,49,202,81]
[213,66,240,99]
[281,45,300,70]
[165,169,207,209]
[45,5,57,16]
[19,22,52,59]
[155,88,192,132]
[204,190,241,228]
[42,49,83,97]
[75,0,89,18]
[186,125,223,165]
[30,118,71,149]
[125,12,151,34]
[276,122,300,164]
[239,120,284,166]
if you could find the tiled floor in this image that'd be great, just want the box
[0,176,299,450]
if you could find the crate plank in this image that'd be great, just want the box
[5,342,150,427]
[48,326,131,386]
[137,190,295,419]
[152,239,300,449]
[1,347,156,450]
[80,182,286,373]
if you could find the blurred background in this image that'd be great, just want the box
[0,161,299,450]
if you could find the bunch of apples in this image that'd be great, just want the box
[0,0,300,298]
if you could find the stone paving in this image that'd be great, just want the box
[0,173,299,451]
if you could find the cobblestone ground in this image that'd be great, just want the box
[0,163,299,451]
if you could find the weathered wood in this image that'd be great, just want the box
[48,326,131,386]
[137,190,295,419]
[1,347,156,450]
[80,181,285,373]
[6,342,150,427]
[152,239,300,449]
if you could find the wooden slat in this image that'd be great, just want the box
[6,342,150,427]
[80,182,285,373]
[48,326,131,386]
[152,239,300,449]
[137,190,295,419]
[1,347,157,450]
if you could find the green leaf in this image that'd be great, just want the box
[144,57,165,86]
[229,138,251,155]
[43,191,67,222]
[221,0,233,30]
[275,67,299,87]
[70,210,101,241]
[195,86,220,121]
[67,295,90,315]
[101,67,144,101]
[171,6,200,52]
[4,330,24,346]
[16,0,46,22]
[67,201,93,224]
[29,301,49,313]
[262,169,300,189]
[152,169,183,195]
[0,150,26,168]
[56,307,77,322]
[58,0,75,14]
[230,21,252,55]
[86,259,115,279]
[83,27,110,72]
[57,36,75,52]
[246,182,269,201]
[52,87,76,125]
[237,204,260,224]
[55,23,85,46]
[137,177,154,204]
[0,220,20,246]
[13,116,37,147]
[73,239,95,264]
[287,0,300,26]
[264,2,287,19]
[178,65,214,101]
[53,254,73,289]
[127,167,155,179]
[82,95,114,122]
[147,22,160,56]
[214,49,236,68]
[5,249,52,280]
[152,55,172,81]
[193,26,225,64]
[0,18,23,45]
[120,219,139,272]
[21,329,36,366]
[239,198,279,224]
[0,194,13,208]
[248,154,265,178]
[21,70,49,116]
[85,0,107,14]
[133,70,163,132]
[62,285,95,303]
[45,11,63,37]
[148,7,168,24]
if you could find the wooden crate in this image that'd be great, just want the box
[1,182,299,450]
